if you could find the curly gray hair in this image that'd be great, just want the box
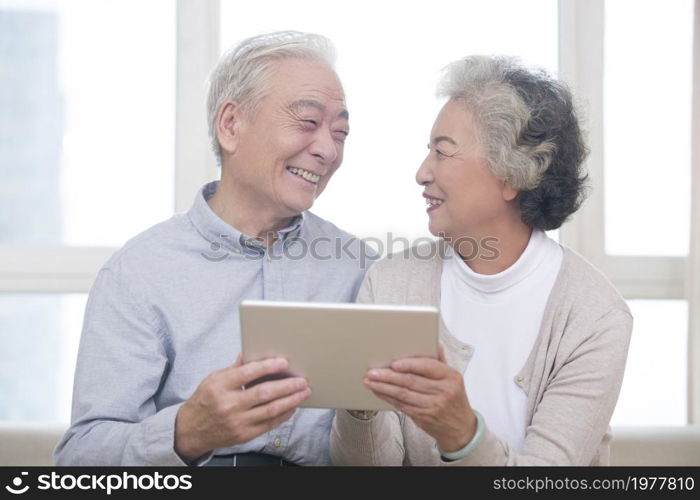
[438,56,588,230]
[206,31,336,165]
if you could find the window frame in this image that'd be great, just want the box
[557,0,699,424]
[0,0,220,293]
[688,0,700,426]
[0,0,697,424]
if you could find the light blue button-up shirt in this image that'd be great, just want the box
[54,181,375,466]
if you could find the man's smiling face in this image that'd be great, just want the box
[220,58,349,219]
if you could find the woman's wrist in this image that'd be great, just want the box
[437,411,485,461]
[436,411,477,452]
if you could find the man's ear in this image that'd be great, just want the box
[216,101,244,156]
[502,181,519,202]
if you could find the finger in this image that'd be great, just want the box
[234,354,243,367]
[222,357,289,389]
[390,356,450,380]
[246,408,297,440]
[364,378,432,408]
[366,368,441,395]
[438,343,447,363]
[246,388,312,425]
[240,377,308,409]
[371,391,422,417]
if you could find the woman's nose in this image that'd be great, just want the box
[415,155,433,186]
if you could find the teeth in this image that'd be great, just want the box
[288,167,320,184]
[425,197,443,206]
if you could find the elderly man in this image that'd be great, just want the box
[54,31,372,466]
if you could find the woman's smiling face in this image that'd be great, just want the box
[416,99,517,241]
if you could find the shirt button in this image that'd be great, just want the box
[273,438,281,448]
[515,376,524,382]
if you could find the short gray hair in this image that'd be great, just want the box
[437,55,588,230]
[206,31,337,165]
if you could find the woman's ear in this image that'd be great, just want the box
[502,181,519,202]
[216,101,243,156]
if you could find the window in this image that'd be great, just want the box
[0,0,176,247]
[0,0,176,423]
[611,300,688,426]
[604,0,692,257]
[561,0,696,425]
[605,0,693,425]
[0,294,86,422]
[1,0,697,428]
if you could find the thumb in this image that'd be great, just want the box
[438,343,447,363]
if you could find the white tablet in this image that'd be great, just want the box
[239,300,439,410]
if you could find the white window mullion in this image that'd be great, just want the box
[603,256,686,299]
[557,0,607,265]
[175,0,220,213]
[558,0,688,300]
[0,246,115,293]
[688,0,700,425]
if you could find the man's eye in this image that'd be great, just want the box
[304,119,318,126]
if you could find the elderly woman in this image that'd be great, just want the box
[330,56,632,466]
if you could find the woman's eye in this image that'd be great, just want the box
[427,144,448,157]
[304,119,318,126]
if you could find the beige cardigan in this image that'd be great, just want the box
[330,240,632,466]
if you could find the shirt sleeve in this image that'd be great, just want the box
[53,257,188,466]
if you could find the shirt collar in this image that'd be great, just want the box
[445,229,548,293]
[188,180,305,255]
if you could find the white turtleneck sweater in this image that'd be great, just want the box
[440,230,563,452]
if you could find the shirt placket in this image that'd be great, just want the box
[261,237,293,454]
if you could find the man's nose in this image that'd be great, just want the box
[416,155,433,186]
[309,129,339,165]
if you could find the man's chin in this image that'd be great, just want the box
[284,196,315,216]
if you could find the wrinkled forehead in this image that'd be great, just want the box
[290,98,349,121]
[432,99,480,144]
[266,58,346,105]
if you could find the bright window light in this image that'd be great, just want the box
[220,0,558,246]
[0,0,175,247]
[604,0,693,257]
[611,299,688,426]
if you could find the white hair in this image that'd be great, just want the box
[206,31,336,165]
[437,55,589,230]
[437,55,556,190]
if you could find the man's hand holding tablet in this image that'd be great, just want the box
[174,355,311,462]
